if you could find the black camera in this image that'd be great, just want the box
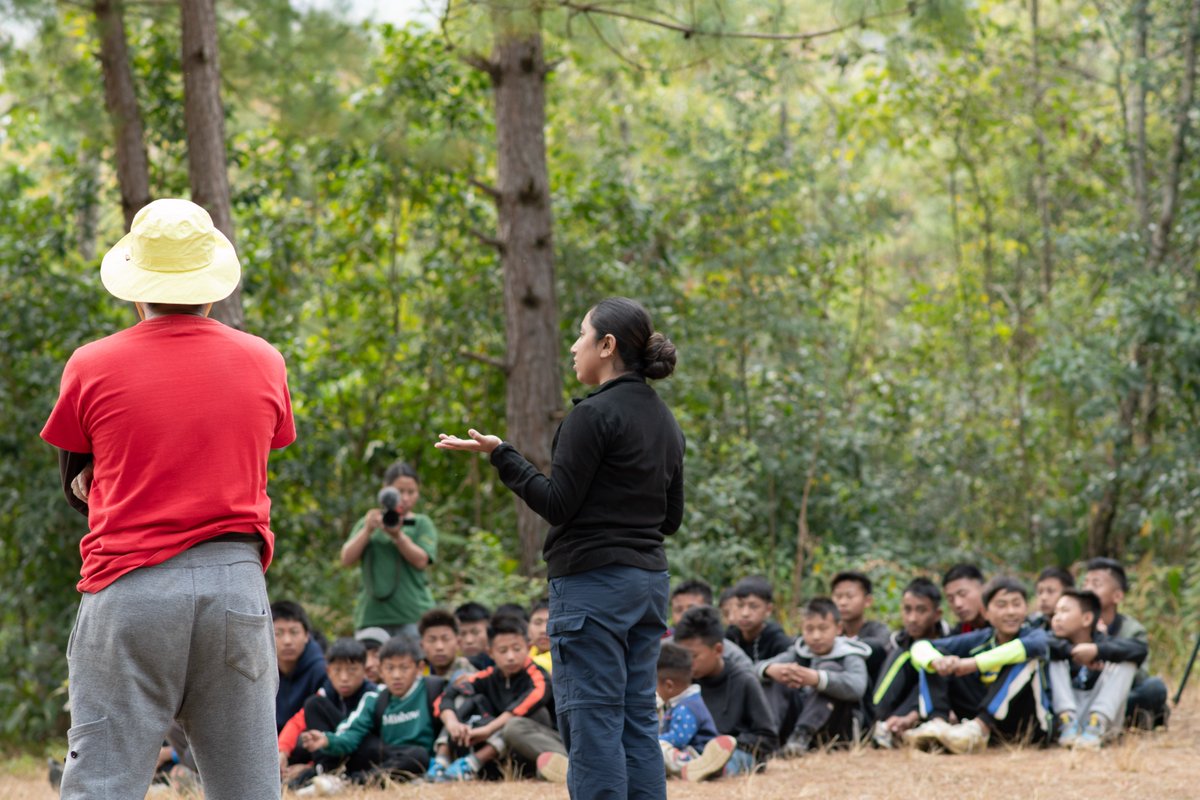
[377,487,415,528]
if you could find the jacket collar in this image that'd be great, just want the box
[573,373,645,406]
[665,683,703,709]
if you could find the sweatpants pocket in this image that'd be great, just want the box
[226,609,271,681]
[63,717,109,793]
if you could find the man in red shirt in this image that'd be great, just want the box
[41,199,296,800]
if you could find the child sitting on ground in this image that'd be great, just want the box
[419,609,475,682]
[1047,588,1147,749]
[830,571,892,680]
[674,606,778,774]
[758,597,871,757]
[669,579,714,632]
[871,577,949,748]
[536,642,736,783]
[455,602,494,670]
[354,627,390,684]
[656,643,735,781]
[726,576,792,662]
[906,576,1052,754]
[942,564,988,634]
[299,636,443,790]
[1030,566,1074,629]
[1083,557,1169,729]
[430,615,563,782]
[527,600,553,673]
[278,638,376,790]
[717,587,738,628]
[274,601,328,733]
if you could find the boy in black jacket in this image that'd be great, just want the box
[1083,557,1169,728]
[675,606,777,774]
[431,614,563,781]
[870,578,950,748]
[1030,566,1074,629]
[726,576,792,662]
[1048,588,1147,748]
[830,571,892,682]
[278,638,376,789]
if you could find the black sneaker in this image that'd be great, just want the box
[287,765,319,791]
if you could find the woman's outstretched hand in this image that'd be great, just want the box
[435,429,502,455]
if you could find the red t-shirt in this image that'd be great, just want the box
[41,315,296,593]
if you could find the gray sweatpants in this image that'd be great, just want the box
[60,541,280,800]
[1048,660,1137,731]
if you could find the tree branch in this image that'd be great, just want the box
[557,0,918,42]
[458,349,509,372]
[469,176,501,199]
[470,227,506,252]
[460,52,497,76]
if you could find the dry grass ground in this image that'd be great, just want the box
[3,697,1197,800]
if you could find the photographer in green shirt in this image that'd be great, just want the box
[341,462,438,637]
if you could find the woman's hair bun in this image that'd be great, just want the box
[642,331,677,380]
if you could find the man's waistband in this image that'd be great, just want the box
[200,532,261,547]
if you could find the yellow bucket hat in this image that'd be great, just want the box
[100,198,241,304]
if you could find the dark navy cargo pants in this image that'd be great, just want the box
[548,565,669,800]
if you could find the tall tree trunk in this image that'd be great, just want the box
[1029,0,1054,297]
[473,7,563,576]
[94,0,151,232]
[1148,0,1200,270]
[1131,0,1150,235]
[1089,0,1200,556]
[181,0,244,328]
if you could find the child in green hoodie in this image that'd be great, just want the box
[300,635,442,786]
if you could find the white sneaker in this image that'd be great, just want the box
[296,775,346,797]
[903,717,951,750]
[872,720,895,749]
[682,735,736,782]
[938,719,989,754]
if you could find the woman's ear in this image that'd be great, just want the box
[601,333,617,358]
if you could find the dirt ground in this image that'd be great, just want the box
[4,697,1197,800]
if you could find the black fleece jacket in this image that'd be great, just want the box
[725,621,793,663]
[696,659,778,759]
[490,374,685,578]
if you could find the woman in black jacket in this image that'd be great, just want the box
[437,297,683,800]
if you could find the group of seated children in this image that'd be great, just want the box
[267,556,1170,793]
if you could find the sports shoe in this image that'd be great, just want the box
[536,752,569,783]
[872,720,895,749]
[47,758,64,790]
[295,775,346,797]
[1056,712,1080,748]
[682,735,736,782]
[781,728,812,758]
[424,760,448,782]
[903,717,951,750]
[938,719,989,755]
[1074,712,1109,750]
[443,756,478,781]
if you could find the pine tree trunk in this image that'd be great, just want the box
[94,0,151,232]
[489,11,563,576]
[180,0,243,328]
[1090,0,1200,556]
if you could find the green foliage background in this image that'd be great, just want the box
[1,0,1198,744]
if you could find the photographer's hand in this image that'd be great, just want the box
[363,508,384,534]
[435,429,502,455]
